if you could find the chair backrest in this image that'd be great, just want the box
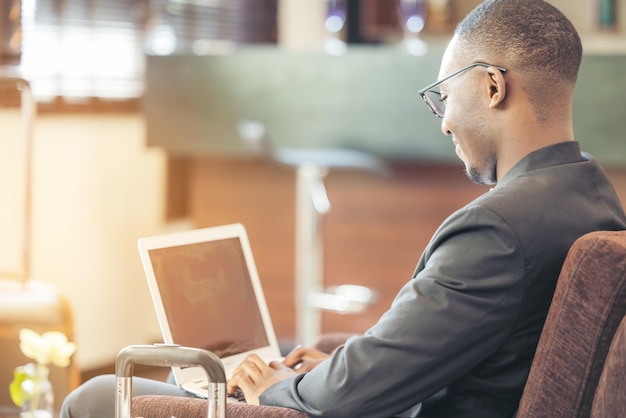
[590,314,626,418]
[517,230,626,418]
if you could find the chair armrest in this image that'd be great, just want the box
[132,395,309,418]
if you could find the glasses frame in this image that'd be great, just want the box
[418,62,508,118]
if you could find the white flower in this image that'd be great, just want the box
[19,329,76,367]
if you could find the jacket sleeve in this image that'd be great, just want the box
[260,205,527,417]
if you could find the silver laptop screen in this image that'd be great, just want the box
[148,237,270,358]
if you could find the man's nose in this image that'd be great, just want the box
[441,119,452,137]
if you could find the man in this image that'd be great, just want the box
[61,0,626,417]
[226,0,626,416]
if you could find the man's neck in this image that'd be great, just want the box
[495,116,575,182]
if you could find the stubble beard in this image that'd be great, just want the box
[465,160,497,186]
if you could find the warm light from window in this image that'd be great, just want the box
[20,0,144,101]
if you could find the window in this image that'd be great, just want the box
[12,0,276,106]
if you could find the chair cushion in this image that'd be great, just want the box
[517,231,626,417]
[132,395,309,417]
[590,315,626,418]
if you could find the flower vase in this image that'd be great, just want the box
[19,364,54,418]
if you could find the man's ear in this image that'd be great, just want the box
[487,67,507,109]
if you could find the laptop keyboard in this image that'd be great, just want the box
[228,387,246,403]
[198,384,246,403]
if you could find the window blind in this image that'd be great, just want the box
[16,0,276,103]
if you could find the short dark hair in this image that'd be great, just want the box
[455,0,582,87]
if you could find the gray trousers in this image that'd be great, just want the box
[60,373,197,418]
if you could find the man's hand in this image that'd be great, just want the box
[282,345,330,373]
[227,354,298,405]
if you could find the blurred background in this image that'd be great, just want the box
[1,0,625,393]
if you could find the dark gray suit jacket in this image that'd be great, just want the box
[260,141,626,418]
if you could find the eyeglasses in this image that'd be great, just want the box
[418,62,507,118]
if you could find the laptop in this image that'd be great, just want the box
[138,223,283,398]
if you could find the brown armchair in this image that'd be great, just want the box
[127,230,626,418]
